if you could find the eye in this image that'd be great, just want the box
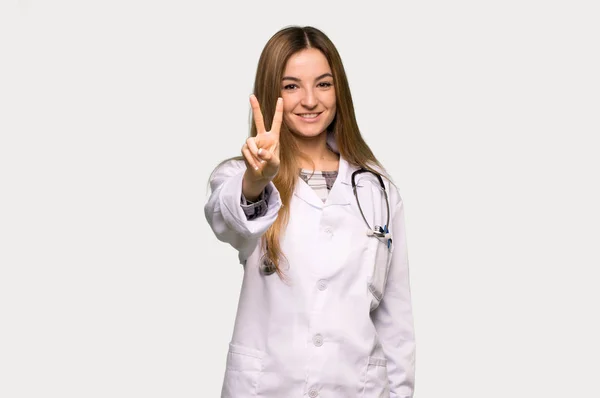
[317,82,333,88]
[283,84,298,90]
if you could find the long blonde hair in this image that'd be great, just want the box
[212,25,385,278]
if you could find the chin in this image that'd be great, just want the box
[289,123,330,138]
[292,128,326,138]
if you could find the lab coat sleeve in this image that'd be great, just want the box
[241,189,270,220]
[370,199,416,398]
[204,160,282,263]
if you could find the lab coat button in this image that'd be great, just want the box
[317,280,328,291]
[313,334,323,347]
[324,227,333,236]
[308,388,319,397]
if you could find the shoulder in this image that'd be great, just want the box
[365,161,403,208]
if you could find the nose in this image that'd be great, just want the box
[301,87,318,109]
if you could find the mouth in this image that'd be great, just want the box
[295,112,323,122]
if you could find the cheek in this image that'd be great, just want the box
[324,93,337,110]
[281,100,295,117]
[282,112,295,127]
[327,101,337,118]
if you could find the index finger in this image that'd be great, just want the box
[271,97,283,136]
[249,94,266,134]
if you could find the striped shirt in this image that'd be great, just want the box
[299,169,338,203]
[241,169,339,219]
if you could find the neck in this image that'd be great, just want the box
[294,131,340,171]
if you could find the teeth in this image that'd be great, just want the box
[299,113,319,118]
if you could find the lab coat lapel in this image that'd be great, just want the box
[324,156,357,207]
[293,156,358,209]
[294,176,324,209]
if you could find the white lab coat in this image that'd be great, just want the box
[204,137,415,398]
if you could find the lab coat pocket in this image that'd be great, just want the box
[361,356,390,398]
[221,343,264,398]
[367,239,393,311]
[358,178,394,311]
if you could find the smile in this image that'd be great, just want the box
[295,112,323,122]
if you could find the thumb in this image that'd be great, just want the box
[257,147,273,162]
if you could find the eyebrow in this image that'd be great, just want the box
[282,73,333,82]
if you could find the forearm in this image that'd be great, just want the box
[205,161,281,262]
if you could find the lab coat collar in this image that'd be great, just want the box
[293,131,360,209]
[327,129,361,187]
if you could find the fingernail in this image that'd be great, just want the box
[258,148,262,156]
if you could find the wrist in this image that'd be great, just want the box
[242,171,270,202]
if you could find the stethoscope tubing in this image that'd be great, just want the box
[351,168,390,238]
[260,168,392,275]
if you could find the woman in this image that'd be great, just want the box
[205,25,415,398]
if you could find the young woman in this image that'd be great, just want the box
[205,25,415,398]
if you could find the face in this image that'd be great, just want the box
[280,48,337,139]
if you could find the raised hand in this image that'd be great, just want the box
[241,95,283,183]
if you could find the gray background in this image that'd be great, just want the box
[1,1,599,397]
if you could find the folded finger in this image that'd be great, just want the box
[246,137,260,158]
[242,144,259,171]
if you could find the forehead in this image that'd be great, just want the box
[283,48,332,77]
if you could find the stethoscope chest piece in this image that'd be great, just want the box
[260,257,277,275]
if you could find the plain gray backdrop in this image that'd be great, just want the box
[1,1,599,397]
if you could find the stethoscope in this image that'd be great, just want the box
[260,168,392,275]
